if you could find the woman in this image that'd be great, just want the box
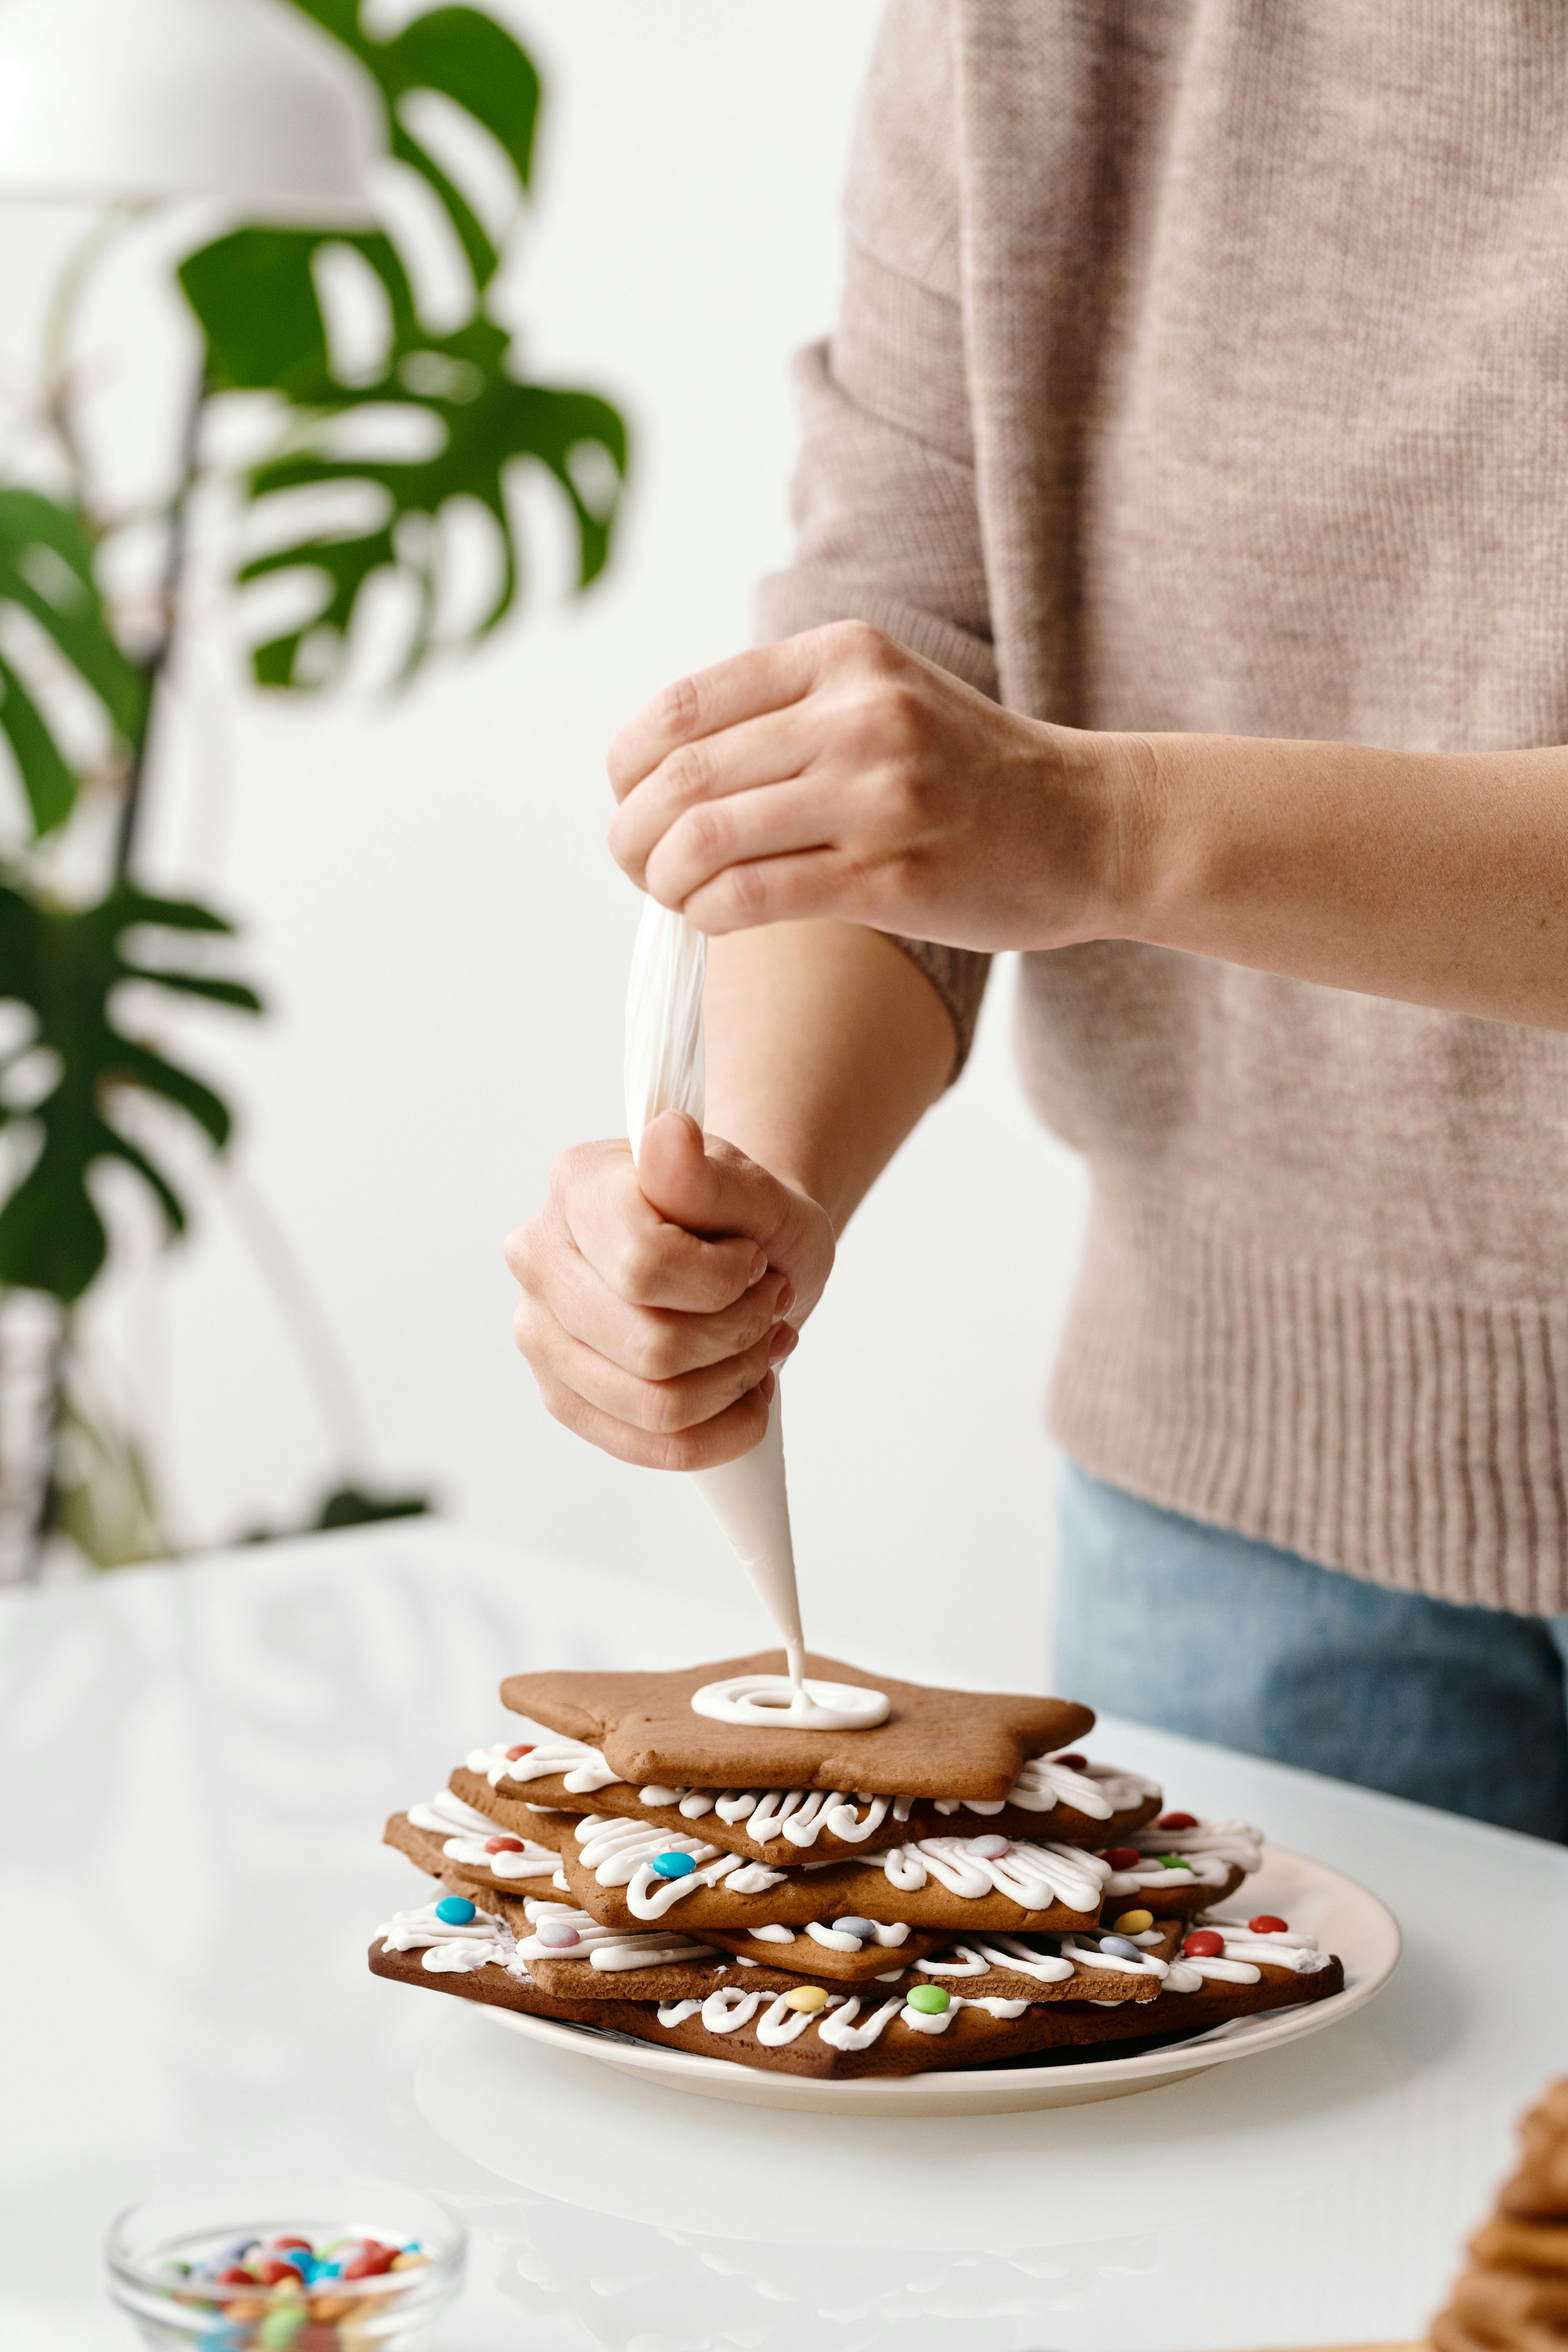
[507,0,1568,1838]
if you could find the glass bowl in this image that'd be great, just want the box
[104,2171,464,2348]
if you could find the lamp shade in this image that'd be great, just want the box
[0,0,380,215]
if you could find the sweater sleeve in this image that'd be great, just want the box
[754,0,993,1079]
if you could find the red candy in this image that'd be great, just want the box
[341,2247,396,2280]
[505,1744,534,1761]
[1248,1914,1288,1935]
[1055,1753,1088,1770]
[485,1836,526,1853]
[1103,1846,1141,1870]
[250,2259,305,2287]
[1182,1930,1225,1958]
[1158,1811,1198,1830]
[216,2267,256,2287]
[272,2238,312,2254]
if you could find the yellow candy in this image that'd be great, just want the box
[782,1984,829,2013]
[390,2253,428,2270]
[1112,1908,1154,1935]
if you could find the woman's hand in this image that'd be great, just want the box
[505,1110,835,1470]
[606,621,1147,952]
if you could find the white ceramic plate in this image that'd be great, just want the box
[475,1841,1401,2116]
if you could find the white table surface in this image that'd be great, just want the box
[0,1520,1558,2352]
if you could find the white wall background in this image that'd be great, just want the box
[0,0,1090,1685]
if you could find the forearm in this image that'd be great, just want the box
[1120,731,1568,1028]
[702,920,954,1232]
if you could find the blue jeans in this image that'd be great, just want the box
[1055,1463,1568,1840]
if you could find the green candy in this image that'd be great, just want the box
[259,2305,309,2350]
[1157,1855,1193,1870]
[906,1983,951,2014]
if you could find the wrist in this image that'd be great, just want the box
[1034,722,1165,945]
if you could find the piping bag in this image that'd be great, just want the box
[622,900,888,1731]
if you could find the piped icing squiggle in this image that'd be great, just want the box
[1164,1916,1332,1993]
[466,1738,624,1795]
[568,1817,785,1919]
[878,1838,1111,1914]
[932,1754,1158,1824]
[405,1789,559,1882]
[377,1899,529,1977]
[510,1900,720,1973]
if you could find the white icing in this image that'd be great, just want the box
[749,1924,796,1944]
[376,1899,528,1978]
[817,1996,906,2052]
[466,1738,624,1795]
[690,1673,890,1732]
[876,1838,1110,1915]
[656,1999,703,2025]
[756,1991,835,2046]
[700,1987,768,2034]
[1157,1916,1329,1993]
[407,1793,559,1884]
[1126,1818,1265,1869]
[511,1901,718,1972]
[920,1938,1074,1985]
[568,1815,784,1919]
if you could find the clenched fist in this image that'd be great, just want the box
[505,1110,835,1470]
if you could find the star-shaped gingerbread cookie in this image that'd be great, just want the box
[499,1650,1094,1800]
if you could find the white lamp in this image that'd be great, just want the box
[0,0,379,216]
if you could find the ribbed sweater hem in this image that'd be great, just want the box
[1049,1188,1568,1617]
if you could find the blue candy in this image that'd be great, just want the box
[435,1895,477,1926]
[650,1851,697,1879]
[832,1916,877,1940]
[1098,1935,1142,1961]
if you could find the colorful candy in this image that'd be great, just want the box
[970,1834,1010,1858]
[1183,1929,1224,1958]
[505,1743,534,1760]
[151,2226,435,2350]
[536,1923,580,1949]
[485,1835,526,1854]
[783,1983,829,2012]
[1111,1908,1153,1934]
[434,1895,476,1926]
[832,1916,877,1939]
[1156,1854,1192,1870]
[906,1984,950,2014]
[1055,1753,1088,1770]
[650,1850,697,1879]
[1248,1914,1288,1934]
[1103,1846,1140,1870]
[1098,1935,1142,1961]
[1158,1810,1198,1830]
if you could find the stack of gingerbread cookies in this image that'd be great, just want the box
[368,1650,1344,2081]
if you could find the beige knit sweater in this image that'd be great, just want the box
[757,0,1568,1615]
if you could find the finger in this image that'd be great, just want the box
[537,1239,795,1379]
[642,775,835,911]
[680,847,885,937]
[530,1312,797,1437]
[634,1111,797,1255]
[531,1358,777,1472]
[607,706,810,886]
[561,1138,769,1310]
[607,635,833,800]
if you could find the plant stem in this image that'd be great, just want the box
[24,1305,70,1583]
[40,201,152,513]
[115,364,206,884]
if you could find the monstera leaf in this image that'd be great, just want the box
[0,491,150,838]
[285,0,539,292]
[179,228,626,686]
[0,882,261,1302]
